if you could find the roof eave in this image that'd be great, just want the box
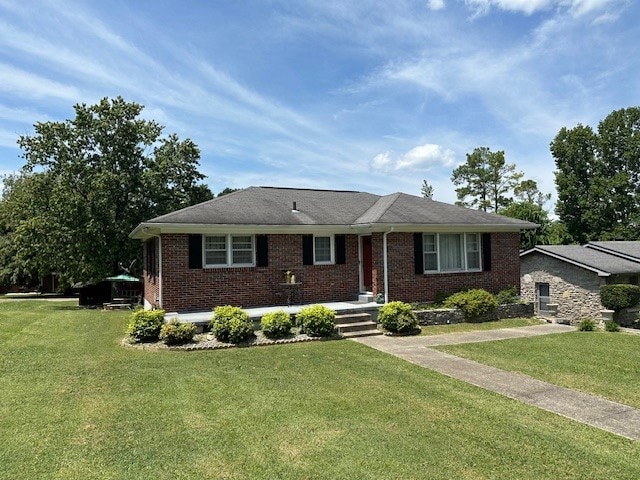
[521,247,612,277]
[130,221,534,239]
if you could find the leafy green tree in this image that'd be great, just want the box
[552,107,640,242]
[217,187,239,197]
[500,201,550,251]
[420,179,434,199]
[0,97,212,288]
[514,179,551,207]
[451,147,523,212]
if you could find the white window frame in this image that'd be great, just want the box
[313,235,335,265]
[203,234,255,268]
[423,233,482,273]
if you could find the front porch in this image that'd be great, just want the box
[166,300,381,336]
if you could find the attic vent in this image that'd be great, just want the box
[292,201,300,213]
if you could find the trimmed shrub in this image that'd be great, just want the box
[210,306,253,343]
[260,310,293,339]
[160,319,197,345]
[578,318,597,331]
[495,286,519,305]
[600,284,640,311]
[296,305,336,337]
[378,301,419,334]
[126,309,165,342]
[604,320,620,332]
[444,289,497,320]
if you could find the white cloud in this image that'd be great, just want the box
[426,0,445,11]
[0,64,79,101]
[371,144,456,172]
[464,0,617,16]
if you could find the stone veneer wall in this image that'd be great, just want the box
[414,303,534,326]
[520,252,606,323]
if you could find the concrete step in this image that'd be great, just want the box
[335,312,372,325]
[358,293,374,303]
[337,320,379,334]
[340,329,382,338]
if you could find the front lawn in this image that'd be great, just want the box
[437,331,640,409]
[420,317,545,336]
[1,301,639,479]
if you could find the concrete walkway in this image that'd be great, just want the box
[354,324,640,441]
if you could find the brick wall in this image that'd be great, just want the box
[377,232,522,303]
[142,237,160,309]
[155,233,360,312]
[141,231,523,312]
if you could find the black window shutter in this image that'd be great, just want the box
[335,235,346,264]
[414,233,424,274]
[302,235,314,265]
[188,234,202,269]
[256,235,269,267]
[482,233,492,271]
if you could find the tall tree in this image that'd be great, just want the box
[513,179,551,207]
[500,201,551,251]
[552,107,640,242]
[420,179,434,199]
[451,147,523,212]
[0,97,213,287]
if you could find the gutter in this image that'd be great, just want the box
[383,227,394,303]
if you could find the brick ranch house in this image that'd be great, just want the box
[130,187,535,312]
[521,241,640,322]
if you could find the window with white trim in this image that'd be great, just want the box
[423,233,481,273]
[314,235,334,264]
[204,235,255,267]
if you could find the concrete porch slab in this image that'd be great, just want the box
[165,301,380,326]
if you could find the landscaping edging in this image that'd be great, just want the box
[414,303,534,326]
[122,329,343,351]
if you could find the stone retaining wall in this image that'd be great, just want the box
[414,303,534,326]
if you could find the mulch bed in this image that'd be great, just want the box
[122,328,343,351]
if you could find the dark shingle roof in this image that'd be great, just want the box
[523,245,640,275]
[136,186,535,232]
[354,193,529,226]
[587,241,640,262]
[147,187,380,225]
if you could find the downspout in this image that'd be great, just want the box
[383,227,394,304]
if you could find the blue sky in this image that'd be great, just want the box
[0,0,638,207]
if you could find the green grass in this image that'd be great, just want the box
[420,317,545,335]
[437,331,640,409]
[1,301,640,479]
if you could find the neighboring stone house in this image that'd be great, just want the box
[130,186,534,312]
[520,242,640,322]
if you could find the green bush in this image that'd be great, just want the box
[210,306,253,343]
[296,305,336,337]
[444,289,497,319]
[578,318,597,331]
[495,286,519,305]
[378,301,419,334]
[160,319,197,345]
[260,310,293,339]
[126,309,165,342]
[600,284,640,311]
[604,320,620,332]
